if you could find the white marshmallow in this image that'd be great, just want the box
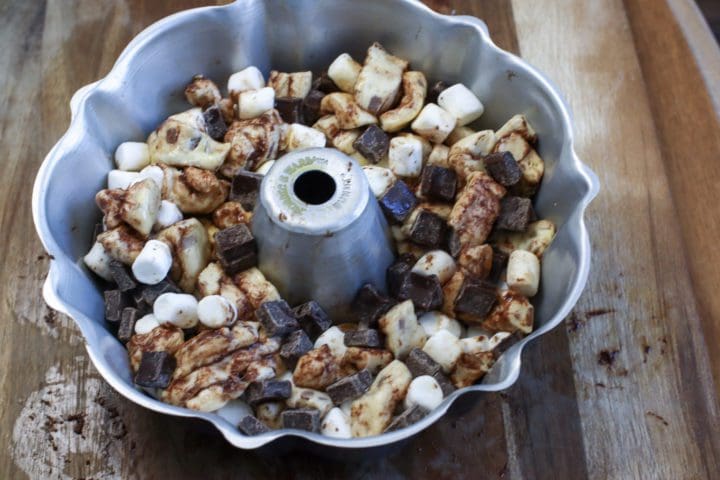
[506,250,540,297]
[134,313,160,335]
[410,103,457,144]
[114,142,150,171]
[107,169,139,190]
[227,66,265,96]
[422,329,462,373]
[320,407,352,439]
[197,295,237,328]
[437,84,485,126]
[313,326,347,360]
[327,53,362,93]
[238,87,275,120]
[464,325,493,339]
[427,144,450,168]
[153,292,199,329]
[460,331,511,354]
[153,200,183,230]
[215,399,253,425]
[388,136,424,177]
[256,160,275,175]
[418,311,464,338]
[136,165,164,188]
[362,165,396,198]
[404,375,444,411]
[411,250,456,284]
[83,242,114,281]
[132,239,173,285]
[283,123,326,151]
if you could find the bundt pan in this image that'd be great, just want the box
[32,0,599,452]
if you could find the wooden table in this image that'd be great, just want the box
[2,0,720,478]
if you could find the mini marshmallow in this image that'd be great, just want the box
[256,160,275,175]
[427,144,450,168]
[215,399,253,425]
[136,165,164,188]
[284,123,326,151]
[83,242,113,281]
[228,66,265,96]
[132,240,173,285]
[321,407,352,439]
[107,169,139,190]
[412,250,456,284]
[134,313,161,335]
[389,136,424,177]
[153,292,199,329]
[197,295,237,328]
[460,331,511,354]
[327,53,362,93]
[154,200,183,230]
[404,375,443,411]
[362,165,396,198]
[464,325,493,339]
[313,326,347,360]
[238,87,275,120]
[114,142,150,171]
[506,250,540,297]
[422,329,462,373]
[418,311,464,338]
[437,83,485,126]
[411,103,457,144]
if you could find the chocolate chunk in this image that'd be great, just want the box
[117,307,138,343]
[432,371,456,396]
[407,210,447,248]
[108,260,137,292]
[427,80,449,104]
[293,301,332,339]
[351,284,394,326]
[281,409,321,432]
[488,248,509,283]
[385,405,429,432]
[454,277,497,322]
[214,224,257,275]
[134,351,176,388]
[104,290,128,325]
[302,89,325,125]
[280,329,313,367]
[379,180,418,224]
[447,228,462,258]
[244,380,292,406]
[396,272,443,312]
[387,255,416,298]
[484,151,521,187]
[353,125,390,164]
[419,165,457,202]
[406,347,442,377]
[326,369,373,404]
[495,196,535,232]
[238,415,270,435]
[256,300,299,337]
[230,170,264,211]
[202,105,227,141]
[139,279,181,306]
[275,96,304,124]
[344,329,382,348]
[312,72,339,93]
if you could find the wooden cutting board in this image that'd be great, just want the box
[1,0,719,478]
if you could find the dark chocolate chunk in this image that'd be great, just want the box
[407,210,447,248]
[281,409,321,432]
[302,89,325,126]
[230,170,264,211]
[484,151,521,187]
[326,369,373,404]
[104,290,128,325]
[427,80,449,104]
[351,284,394,326]
[108,260,137,292]
[419,165,457,203]
[447,228,462,258]
[431,371,456,397]
[293,301,332,339]
[387,255,416,298]
[280,329,313,367]
[312,71,339,93]
[344,329,383,348]
[134,351,176,388]
[202,105,228,141]
[406,347,442,377]
[256,300,299,337]
[139,279,180,306]
[117,307,138,343]
[275,96,304,124]
[244,380,292,406]
[488,248,509,283]
[214,224,257,275]
[454,277,497,322]
[379,180,418,224]
[353,125,390,164]
[495,196,535,232]
[384,405,429,432]
[238,415,270,435]
[396,272,443,312]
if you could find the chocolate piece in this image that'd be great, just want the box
[352,125,390,164]
[419,165,457,203]
[214,224,257,275]
[406,347,442,377]
[432,371,456,396]
[385,405,429,432]
[495,196,535,232]
[230,170,264,211]
[275,96,304,124]
[302,89,325,125]
[293,301,332,339]
[134,351,176,388]
[407,210,447,248]
[351,284,394,326]
[139,279,180,306]
[326,369,373,404]
[256,300,299,337]
[117,307,138,343]
[447,228,462,258]
[108,260,137,292]
[484,151,521,187]
[396,272,443,312]
[488,249,509,283]
[238,415,270,435]
[244,380,292,406]
[104,289,128,325]
[312,72,339,93]
[387,255,416,298]
[280,329,313,367]
[344,329,382,348]
[427,80,449,104]
[281,409,321,432]
[379,180,418,224]
[454,277,497,322]
[202,105,227,141]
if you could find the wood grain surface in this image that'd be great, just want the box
[1,0,719,478]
